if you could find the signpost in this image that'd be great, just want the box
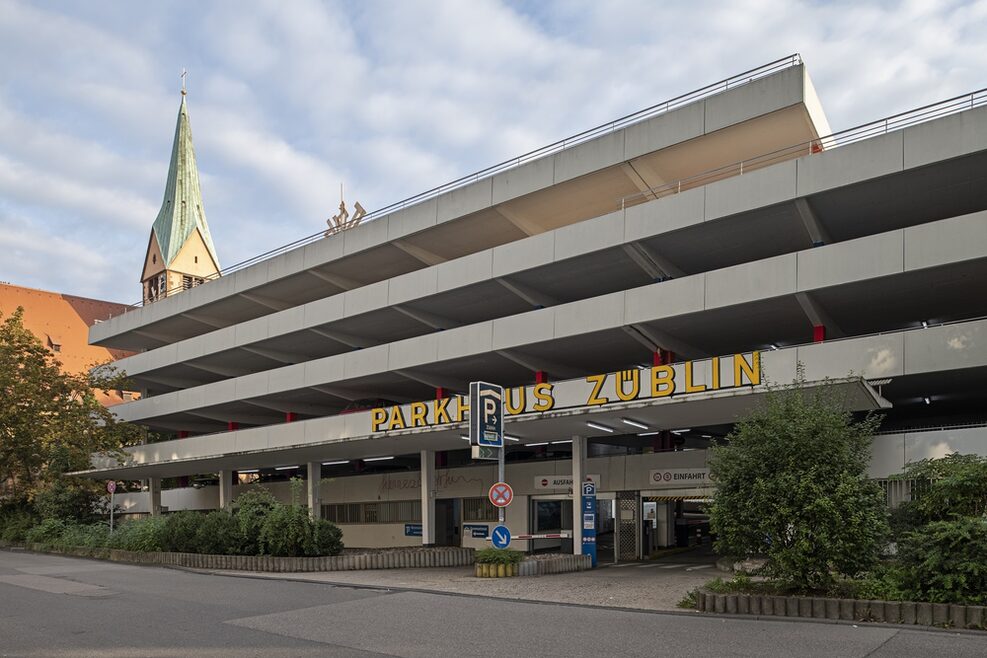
[581,480,598,567]
[488,482,513,508]
[107,481,116,532]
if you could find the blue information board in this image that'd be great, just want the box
[404,523,422,537]
[581,481,598,567]
[464,524,489,539]
[491,524,511,549]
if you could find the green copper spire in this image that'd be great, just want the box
[151,93,220,269]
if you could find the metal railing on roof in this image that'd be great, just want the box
[618,86,987,209]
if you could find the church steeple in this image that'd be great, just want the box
[141,87,221,303]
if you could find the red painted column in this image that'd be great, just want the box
[285,412,297,423]
[653,350,675,366]
[813,325,826,343]
[227,421,239,431]
[535,370,548,384]
[178,430,189,439]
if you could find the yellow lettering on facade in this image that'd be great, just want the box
[387,406,407,430]
[505,386,526,415]
[433,397,451,424]
[711,356,720,390]
[615,369,640,402]
[650,365,675,397]
[734,351,761,386]
[455,395,470,422]
[585,374,609,406]
[409,401,428,427]
[533,383,555,411]
[684,361,706,393]
[371,408,387,432]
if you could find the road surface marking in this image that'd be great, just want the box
[657,563,688,569]
[685,564,713,571]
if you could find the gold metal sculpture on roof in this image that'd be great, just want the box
[325,184,366,237]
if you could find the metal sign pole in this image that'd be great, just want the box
[498,446,505,524]
[109,491,114,533]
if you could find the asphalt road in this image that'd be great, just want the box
[1,549,984,658]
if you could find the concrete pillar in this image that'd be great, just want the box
[421,449,436,546]
[306,462,321,520]
[219,470,232,510]
[571,435,586,555]
[148,477,162,516]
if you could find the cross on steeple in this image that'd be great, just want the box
[180,68,188,96]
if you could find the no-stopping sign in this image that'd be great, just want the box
[488,482,513,508]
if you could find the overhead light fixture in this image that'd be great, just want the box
[924,397,931,405]
[637,431,662,436]
[527,442,549,446]
[460,435,471,441]
[922,321,928,329]
[671,428,691,435]
[274,465,300,471]
[364,456,395,462]
[238,469,259,474]
[322,460,349,466]
[551,439,573,444]
[504,434,521,442]
[701,434,712,439]
[769,344,779,351]
[586,421,614,433]
[621,418,649,430]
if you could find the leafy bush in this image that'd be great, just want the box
[57,523,110,549]
[0,505,37,542]
[897,517,987,605]
[259,503,313,557]
[194,511,240,555]
[708,367,888,591]
[475,548,524,565]
[25,518,68,544]
[33,479,106,525]
[162,511,204,553]
[893,453,987,529]
[107,516,166,552]
[311,519,344,556]
[233,488,279,554]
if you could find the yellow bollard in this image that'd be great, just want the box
[497,563,506,578]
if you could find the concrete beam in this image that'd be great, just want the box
[571,435,586,556]
[394,369,469,393]
[495,349,583,380]
[393,240,447,266]
[132,328,178,344]
[185,410,275,425]
[622,242,684,279]
[795,198,831,246]
[242,399,334,415]
[795,291,845,337]
[180,311,234,330]
[310,385,415,404]
[306,462,321,521]
[421,450,436,546]
[240,345,303,365]
[148,477,162,516]
[219,470,232,510]
[620,163,659,201]
[308,327,377,349]
[307,269,360,291]
[394,305,459,331]
[623,324,704,360]
[495,277,558,309]
[137,372,203,389]
[494,205,544,236]
[185,361,246,378]
[239,292,292,311]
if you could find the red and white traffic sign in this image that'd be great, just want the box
[106,481,116,494]
[488,481,513,508]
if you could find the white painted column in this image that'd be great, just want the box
[219,470,232,510]
[571,435,585,555]
[421,450,436,546]
[306,462,322,520]
[148,477,162,516]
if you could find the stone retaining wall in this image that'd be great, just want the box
[14,543,474,572]
[697,590,986,630]
[518,554,592,576]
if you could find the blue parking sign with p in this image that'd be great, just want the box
[470,382,503,448]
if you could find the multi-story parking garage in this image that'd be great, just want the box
[78,55,987,562]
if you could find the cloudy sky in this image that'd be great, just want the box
[1,0,985,303]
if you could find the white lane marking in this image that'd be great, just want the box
[611,563,637,568]
[657,563,688,569]
[685,564,713,571]
[636,563,662,568]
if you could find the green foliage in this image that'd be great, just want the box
[233,487,279,554]
[107,516,166,552]
[0,307,141,510]
[259,503,313,557]
[162,510,204,553]
[708,366,888,591]
[56,523,110,549]
[311,519,344,556]
[25,517,68,544]
[474,548,524,565]
[194,511,240,555]
[32,477,106,524]
[896,517,987,605]
[0,504,38,541]
[894,453,987,527]
[677,589,699,609]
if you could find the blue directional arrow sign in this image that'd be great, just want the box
[491,524,511,549]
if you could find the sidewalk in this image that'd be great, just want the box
[194,559,717,612]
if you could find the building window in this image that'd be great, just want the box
[194,256,198,263]
[463,497,498,521]
[322,501,422,524]
[152,254,156,264]
[182,275,205,290]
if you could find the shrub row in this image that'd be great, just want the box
[19,487,343,557]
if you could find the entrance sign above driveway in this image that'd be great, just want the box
[649,468,712,488]
[489,482,513,508]
[470,381,504,448]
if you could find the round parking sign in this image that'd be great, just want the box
[488,482,513,508]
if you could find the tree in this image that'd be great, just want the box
[894,453,987,525]
[0,307,140,518]
[707,367,889,590]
